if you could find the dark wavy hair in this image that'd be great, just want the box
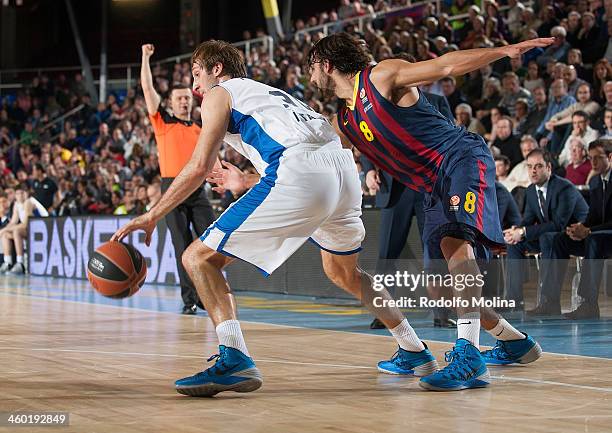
[306,32,371,75]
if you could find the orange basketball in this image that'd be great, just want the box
[87,241,147,298]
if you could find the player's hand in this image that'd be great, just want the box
[111,213,157,246]
[365,169,381,192]
[504,38,555,58]
[142,44,155,59]
[206,160,247,195]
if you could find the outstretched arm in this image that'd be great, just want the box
[386,38,555,88]
[112,87,230,244]
[140,44,161,115]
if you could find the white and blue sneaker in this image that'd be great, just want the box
[175,345,262,397]
[480,333,542,365]
[378,343,439,376]
[419,339,490,391]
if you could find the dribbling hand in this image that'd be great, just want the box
[111,213,157,246]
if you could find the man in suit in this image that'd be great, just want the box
[531,139,612,318]
[503,149,589,307]
[364,89,454,329]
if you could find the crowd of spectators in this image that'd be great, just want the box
[0,0,610,274]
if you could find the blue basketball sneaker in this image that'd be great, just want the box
[480,333,542,365]
[419,339,490,391]
[377,343,439,376]
[175,345,262,397]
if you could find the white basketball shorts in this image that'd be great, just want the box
[200,147,365,275]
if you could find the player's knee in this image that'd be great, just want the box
[182,242,224,275]
[182,242,206,274]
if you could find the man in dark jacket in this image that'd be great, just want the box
[503,149,589,307]
[530,140,612,318]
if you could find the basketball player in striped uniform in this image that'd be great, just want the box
[307,33,551,391]
[113,40,440,397]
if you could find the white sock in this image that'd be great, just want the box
[4,256,12,265]
[457,313,480,348]
[16,256,23,264]
[389,319,425,352]
[486,318,525,341]
[215,320,250,357]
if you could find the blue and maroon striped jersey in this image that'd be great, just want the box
[338,66,470,193]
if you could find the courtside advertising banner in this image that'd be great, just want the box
[28,216,180,284]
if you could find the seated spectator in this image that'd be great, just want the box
[416,40,437,61]
[513,98,530,136]
[576,12,607,65]
[519,8,542,42]
[484,106,509,147]
[475,76,503,121]
[523,61,545,93]
[536,26,570,67]
[503,149,589,306]
[558,111,600,166]
[440,76,466,114]
[0,196,11,232]
[506,0,525,41]
[455,103,485,135]
[536,79,576,146]
[522,86,548,136]
[284,73,304,100]
[532,140,612,318]
[146,181,162,211]
[566,11,582,46]
[493,116,522,168]
[592,60,612,105]
[495,155,511,184]
[500,135,538,191]
[563,65,588,99]
[460,15,486,50]
[544,84,600,132]
[600,108,612,139]
[536,5,559,38]
[566,48,589,82]
[564,137,592,186]
[0,185,49,275]
[499,72,533,117]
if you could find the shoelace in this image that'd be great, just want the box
[195,349,228,377]
[438,347,475,380]
[483,341,511,360]
[389,350,414,368]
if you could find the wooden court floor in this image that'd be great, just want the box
[1,291,611,433]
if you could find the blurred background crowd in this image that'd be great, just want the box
[0,0,610,218]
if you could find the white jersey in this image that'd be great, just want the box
[199,78,364,276]
[218,78,341,176]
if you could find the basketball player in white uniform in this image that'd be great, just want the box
[113,40,439,397]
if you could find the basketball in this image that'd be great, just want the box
[87,241,147,299]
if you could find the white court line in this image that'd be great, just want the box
[2,345,611,393]
[3,290,612,390]
[4,290,611,362]
[0,346,374,370]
